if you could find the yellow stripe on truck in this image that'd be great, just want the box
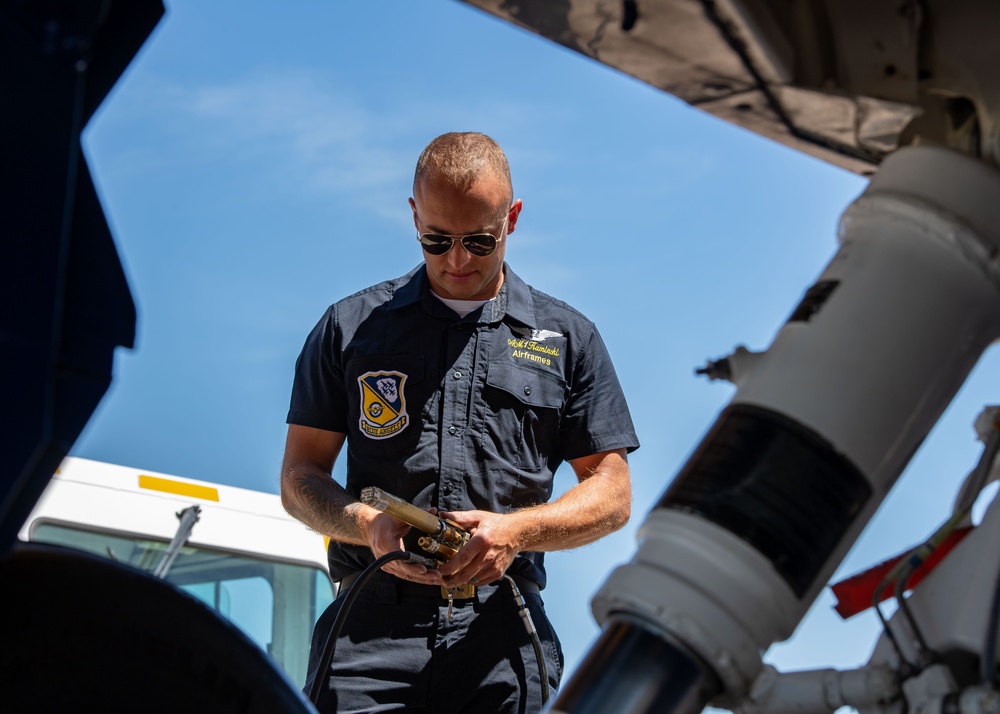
[138,474,220,502]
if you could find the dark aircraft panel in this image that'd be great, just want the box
[0,0,160,554]
[457,0,1000,176]
[0,4,313,708]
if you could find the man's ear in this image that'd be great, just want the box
[408,197,419,230]
[507,199,523,234]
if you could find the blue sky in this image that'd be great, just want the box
[72,0,1000,689]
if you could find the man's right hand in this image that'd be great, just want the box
[361,509,444,586]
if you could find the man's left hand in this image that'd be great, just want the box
[435,509,520,587]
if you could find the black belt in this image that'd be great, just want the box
[338,570,539,601]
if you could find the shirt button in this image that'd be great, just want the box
[524,386,532,396]
[453,371,462,380]
[448,426,458,436]
[443,484,453,495]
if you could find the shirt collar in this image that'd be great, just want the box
[498,265,536,327]
[386,264,426,310]
[387,263,538,328]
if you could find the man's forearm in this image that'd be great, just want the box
[507,450,631,553]
[435,451,631,586]
[281,466,371,546]
[509,478,629,552]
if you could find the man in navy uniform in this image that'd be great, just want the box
[281,132,639,713]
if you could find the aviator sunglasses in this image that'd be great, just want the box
[417,214,509,257]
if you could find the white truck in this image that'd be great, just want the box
[17,456,335,689]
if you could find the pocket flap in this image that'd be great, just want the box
[485,360,565,409]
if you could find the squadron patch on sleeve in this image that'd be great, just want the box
[358,371,408,439]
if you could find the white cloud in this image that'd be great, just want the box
[183,69,412,192]
[90,67,418,213]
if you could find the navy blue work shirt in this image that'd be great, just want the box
[287,263,639,588]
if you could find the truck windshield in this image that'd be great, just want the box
[30,522,334,688]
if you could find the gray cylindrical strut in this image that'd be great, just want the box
[559,146,1000,713]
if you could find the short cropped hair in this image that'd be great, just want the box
[414,132,513,209]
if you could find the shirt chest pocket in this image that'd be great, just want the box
[480,361,567,472]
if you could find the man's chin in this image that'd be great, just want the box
[440,280,481,300]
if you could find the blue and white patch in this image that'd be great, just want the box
[358,371,408,439]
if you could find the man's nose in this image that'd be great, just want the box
[446,242,473,266]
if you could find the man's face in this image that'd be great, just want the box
[409,173,520,302]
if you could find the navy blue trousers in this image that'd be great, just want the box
[305,573,563,713]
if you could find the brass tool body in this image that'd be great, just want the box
[359,486,470,562]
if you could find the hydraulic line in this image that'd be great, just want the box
[873,496,972,669]
[308,551,421,706]
[872,424,1000,672]
[308,554,552,707]
[503,573,550,704]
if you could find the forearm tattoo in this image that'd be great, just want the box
[292,470,365,543]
